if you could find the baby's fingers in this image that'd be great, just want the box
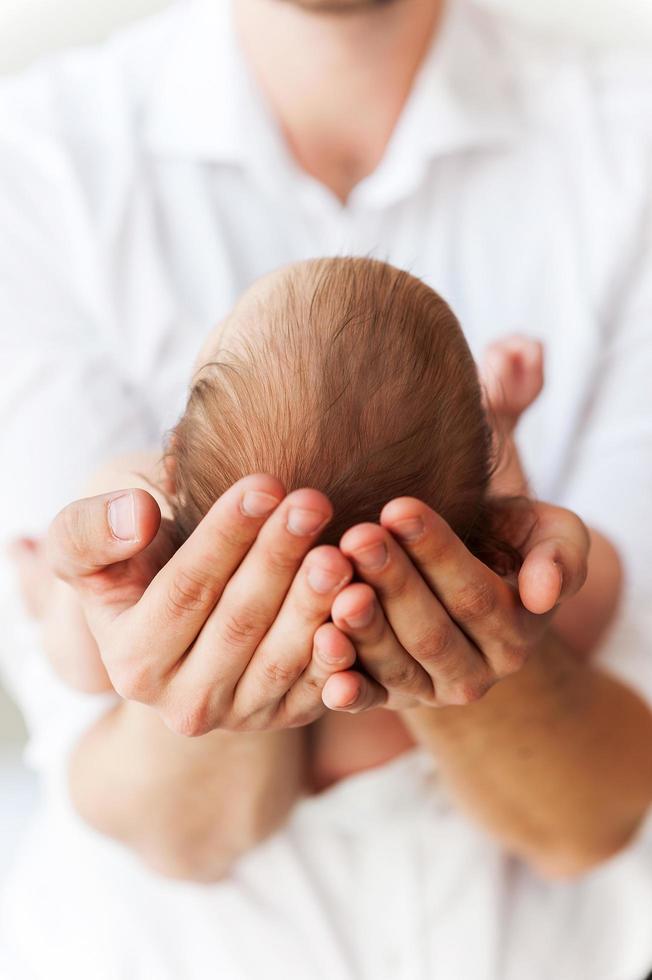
[481,335,544,424]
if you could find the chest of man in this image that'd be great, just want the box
[96,139,622,507]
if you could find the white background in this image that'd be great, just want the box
[0,0,651,75]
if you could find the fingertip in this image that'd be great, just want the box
[379,497,426,528]
[286,486,334,518]
[237,474,286,519]
[107,490,161,546]
[307,544,353,581]
[322,671,364,711]
[132,489,163,544]
[519,555,562,614]
[238,473,287,499]
[339,522,385,554]
[314,623,356,670]
[331,582,376,629]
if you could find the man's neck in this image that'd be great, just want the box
[235,0,445,203]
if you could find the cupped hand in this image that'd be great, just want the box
[318,496,589,713]
[46,476,358,735]
[315,335,571,713]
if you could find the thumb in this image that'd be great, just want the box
[46,489,161,583]
[517,506,589,615]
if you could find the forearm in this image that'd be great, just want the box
[69,700,307,881]
[403,632,652,877]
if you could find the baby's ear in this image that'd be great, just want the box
[161,432,179,495]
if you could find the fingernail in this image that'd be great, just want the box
[344,603,375,630]
[108,493,136,542]
[241,491,280,518]
[287,508,328,537]
[391,517,425,543]
[307,565,347,595]
[354,542,388,571]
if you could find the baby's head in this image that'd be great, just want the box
[170,258,508,566]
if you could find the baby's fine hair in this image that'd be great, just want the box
[171,257,510,567]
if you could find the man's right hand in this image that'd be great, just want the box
[47,475,367,735]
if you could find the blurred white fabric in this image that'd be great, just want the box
[0,0,651,75]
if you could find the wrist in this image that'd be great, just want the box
[400,631,580,739]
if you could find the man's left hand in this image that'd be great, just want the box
[318,497,589,711]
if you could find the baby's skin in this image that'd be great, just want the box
[11,336,619,788]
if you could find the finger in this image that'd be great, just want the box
[338,529,495,702]
[168,489,336,715]
[102,475,286,697]
[279,623,358,725]
[331,583,433,706]
[481,336,544,421]
[231,544,353,715]
[7,536,39,560]
[322,669,388,714]
[518,505,589,614]
[47,489,162,582]
[378,501,528,678]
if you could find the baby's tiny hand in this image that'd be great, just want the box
[480,335,544,434]
[480,336,544,496]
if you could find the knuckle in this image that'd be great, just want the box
[382,659,423,691]
[410,620,456,665]
[49,504,89,577]
[219,609,266,649]
[264,545,300,577]
[261,658,297,688]
[424,526,455,565]
[60,503,87,553]
[301,670,324,697]
[111,659,158,703]
[165,569,215,619]
[165,696,213,738]
[450,581,497,624]
[293,591,324,624]
[450,675,494,706]
[379,569,409,602]
[496,643,529,676]
[213,522,246,552]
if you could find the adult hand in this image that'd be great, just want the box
[315,333,582,713]
[47,476,358,735]
[319,497,589,713]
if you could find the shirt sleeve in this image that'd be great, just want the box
[0,72,152,778]
[557,179,652,706]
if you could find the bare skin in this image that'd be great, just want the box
[17,288,619,782]
[235,0,445,202]
[10,0,651,880]
[14,338,638,881]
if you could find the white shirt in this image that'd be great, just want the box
[1,1,652,978]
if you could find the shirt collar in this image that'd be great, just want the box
[143,0,523,172]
